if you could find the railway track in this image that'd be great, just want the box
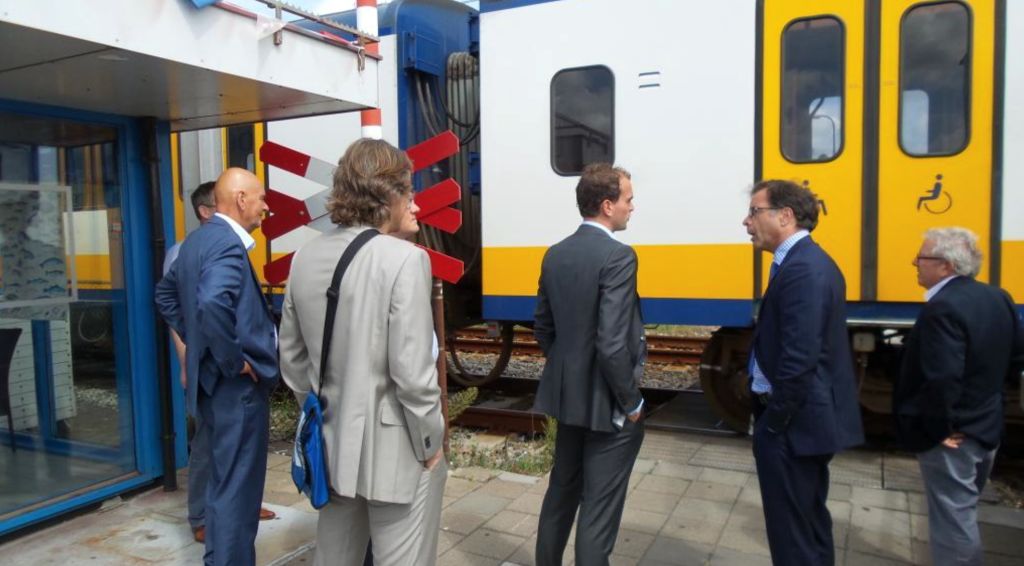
[451,328,708,365]
[448,330,714,435]
[450,377,731,436]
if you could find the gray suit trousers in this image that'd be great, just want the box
[917,437,997,566]
[536,420,644,566]
[314,458,447,566]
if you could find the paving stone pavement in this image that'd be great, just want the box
[279,430,1024,565]
[4,430,1020,565]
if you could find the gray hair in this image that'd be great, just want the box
[924,227,983,277]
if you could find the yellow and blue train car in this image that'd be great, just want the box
[168,0,1022,432]
[480,0,1020,317]
[475,0,1023,428]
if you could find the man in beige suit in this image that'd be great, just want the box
[279,139,446,566]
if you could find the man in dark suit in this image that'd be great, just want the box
[533,163,646,566]
[156,168,278,566]
[742,179,864,565]
[894,227,1024,566]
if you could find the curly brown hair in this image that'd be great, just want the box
[327,138,413,226]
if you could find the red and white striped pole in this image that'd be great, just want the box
[357,0,382,139]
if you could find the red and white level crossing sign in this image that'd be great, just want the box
[259,131,465,285]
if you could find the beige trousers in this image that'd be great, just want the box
[313,458,447,566]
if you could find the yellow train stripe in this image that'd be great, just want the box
[1002,241,1024,302]
[483,244,753,299]
[251,123,269,284]
[71,254,112,290]
[170,132,185,241]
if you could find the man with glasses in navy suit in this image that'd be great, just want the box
[742,179,864,565]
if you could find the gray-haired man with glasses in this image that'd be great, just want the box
[894,227,1024,566]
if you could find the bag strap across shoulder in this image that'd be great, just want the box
[317,228,380,398]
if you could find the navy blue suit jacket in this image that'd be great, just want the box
[895,277,1024,452]
[751,236,864,456]
[155,216,279,415]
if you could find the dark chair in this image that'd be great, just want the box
[0,327,23,452]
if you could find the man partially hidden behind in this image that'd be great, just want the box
[894,227,1024,566]
[533,163,646,566]
[742,179,863,565]
[162,181,276,544]
[156,168,278,566]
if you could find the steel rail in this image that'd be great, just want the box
[451,329,708,365]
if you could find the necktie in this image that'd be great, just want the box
[769,262,779,281]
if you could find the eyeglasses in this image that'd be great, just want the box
[914,255,945,262]
[747,206,780,218]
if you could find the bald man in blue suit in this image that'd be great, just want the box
[156,168,278,566]
[742,180,864,565]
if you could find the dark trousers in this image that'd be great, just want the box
[198,375,271,566]
[536,419,644,566]
[752,406,835,566]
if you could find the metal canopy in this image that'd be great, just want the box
[0,1,379,130]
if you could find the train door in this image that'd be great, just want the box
[761,0,865,299]
[876,0,996,301]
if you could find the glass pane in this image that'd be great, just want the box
[0,111,134,516]
[900,2,970,156]
[781,17,845,162]
[551,66,614,175]
[227,124,255,171]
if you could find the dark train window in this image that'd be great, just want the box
[551,66,614,175]
[781,17,845,163]
[900,2,970,156]
[226,124,255,171]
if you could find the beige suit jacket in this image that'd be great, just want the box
[280,225,444,504]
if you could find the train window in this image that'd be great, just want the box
[227,124,255,171]
[551,66,614,175]
[899,2,970,156]
[781,17,845,163]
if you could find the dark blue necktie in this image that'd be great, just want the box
[769,261,779,281]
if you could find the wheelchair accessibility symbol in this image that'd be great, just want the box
[917,174,952,214]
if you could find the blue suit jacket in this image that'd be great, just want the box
[155,216,279,415]
[895,277,1024,452]
[751,236,864,456]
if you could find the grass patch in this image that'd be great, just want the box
[447,387,478,423]
[268,386,483,444]
[269,386,301,442]
[448,416,557,476]
[269,385,557,477]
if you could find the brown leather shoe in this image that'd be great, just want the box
[259,506,276,521]
[193,526,205,543]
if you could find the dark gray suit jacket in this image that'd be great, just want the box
[532,224,645,433]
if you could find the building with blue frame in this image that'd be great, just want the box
[0,0,377,537]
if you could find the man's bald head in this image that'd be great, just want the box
[214,167,268,233]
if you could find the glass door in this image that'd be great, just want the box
[761,0,866,299]
[0,110,136,518]
[876,0,996,300]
